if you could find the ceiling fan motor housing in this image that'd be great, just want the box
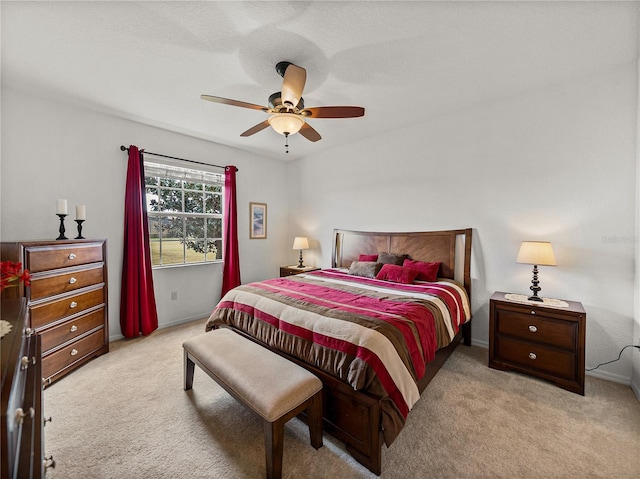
[268,92,304,111]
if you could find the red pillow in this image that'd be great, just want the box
[375,264,419,284]
[358,254,379,262]
[403,259,440,282]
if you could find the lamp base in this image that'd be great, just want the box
[297,250,305,268]
[527,295,543,302]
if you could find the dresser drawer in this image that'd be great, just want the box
[29,287,105,330]
[42,329,105,381]
[494,308,577,350]
[25,243,104,273]
[39,308,105,353]
[29,265,104,301]
[495,336,577,380]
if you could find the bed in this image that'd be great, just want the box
[206,228,472,475]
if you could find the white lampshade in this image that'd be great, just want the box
[292,237,309,250]
[268,113,305,136]
[516,241,557,266]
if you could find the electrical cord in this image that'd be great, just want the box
[586,344,640,371]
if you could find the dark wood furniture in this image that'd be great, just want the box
[489,291,586,395]
[231,228,473,475]
[1,239,109,387]
[1,299,45,479]
[279,266,320,277]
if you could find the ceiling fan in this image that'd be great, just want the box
[201,61,365,152]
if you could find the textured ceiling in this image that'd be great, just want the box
[2,1,638,161]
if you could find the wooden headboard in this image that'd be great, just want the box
[332,228,472,296]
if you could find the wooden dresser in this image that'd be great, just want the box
[1,239,109,387]
[489,291,586,395]
[1,299,45,478]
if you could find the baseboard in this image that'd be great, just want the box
[109,313,208,342]
[585,368,631,386]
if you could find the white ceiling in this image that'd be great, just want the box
[2,1,638,161]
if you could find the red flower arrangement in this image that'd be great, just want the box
[1,261,31,292]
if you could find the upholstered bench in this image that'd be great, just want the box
[183,328,323,479]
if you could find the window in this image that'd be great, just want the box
[144,161,223,267]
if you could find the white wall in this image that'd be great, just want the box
[632,57,640,398]
[288,64,638,384]
[1,88,290,339]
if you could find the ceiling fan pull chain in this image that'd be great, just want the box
[284,132,290,154]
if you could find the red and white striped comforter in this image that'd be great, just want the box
[205,268,471,444]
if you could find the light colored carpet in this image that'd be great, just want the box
[44,319,639,478]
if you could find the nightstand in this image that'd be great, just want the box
[489,291,586,395]
[279,266,320,277]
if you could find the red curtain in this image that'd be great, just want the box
[120,145,158,338]
[221,165,241,296]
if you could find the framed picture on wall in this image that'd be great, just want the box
[249,202,267,239]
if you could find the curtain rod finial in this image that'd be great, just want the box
[120,145,128,151]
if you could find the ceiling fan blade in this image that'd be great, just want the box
[281,64,306,109]
[299,123,321,142]
[302,106,365,119]
[201,95,267,111]
[240,120,270,137]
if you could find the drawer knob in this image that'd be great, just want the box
[20,355,32,369]
[69,277,77,284]
[15,407,35,424]
[70,325,78,332]
[69,301,78,308]
[70,348,78,356]
[530,310,536,315]
[68,253,76,260]
[44,416,53,426]
[43,377,52,387]
[529,352,537,360]
[528,325,538,333]
[24,327,34,337]
[44,455,56,470]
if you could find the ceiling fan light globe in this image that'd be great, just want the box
[268,113,305,136]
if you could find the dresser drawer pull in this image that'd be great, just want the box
[15,407,35,424]
[70,348,78,356]
[528,325,538,333]
[530,310,536,315]
[24,327,34,337]
[68,253,76,260]
[528,352,537,360]
[43,377,52,387]
[44,455,56,470]
[70,325,78,332]
[69,277,77,284]
[69,301,78,308]
[20,355,35,369]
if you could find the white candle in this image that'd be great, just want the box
[76,205,86,220]
[57,199,68,215]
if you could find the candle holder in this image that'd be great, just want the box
[56,214,68,240]
[74,220,85,239]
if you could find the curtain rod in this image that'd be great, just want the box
[119,145,233,171]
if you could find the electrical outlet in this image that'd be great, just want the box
[171,291,178,301]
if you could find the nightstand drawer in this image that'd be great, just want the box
[495,336,577,379]
[494,308,577,350]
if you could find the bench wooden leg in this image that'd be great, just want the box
[263,419,284,479]
[307,392,323,450]
[184,350,195,391]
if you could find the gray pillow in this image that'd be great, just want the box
[348,261,382,279]
[377,252,409,265]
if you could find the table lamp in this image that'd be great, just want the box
[516,241,557,301]
[292,237,309,268]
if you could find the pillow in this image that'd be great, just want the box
[348,261,382,279]
[403,259,441,282]
[358,254,379,262]
[377,252,409,265]
[375,264,419,284]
